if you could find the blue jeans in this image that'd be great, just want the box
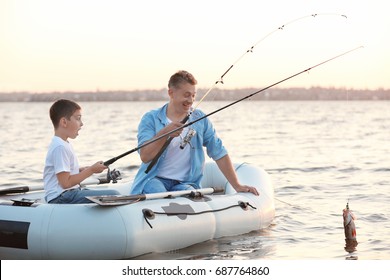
[48,187,120,204]
[143,177,195,194]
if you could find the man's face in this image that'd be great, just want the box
[169,82,196,115]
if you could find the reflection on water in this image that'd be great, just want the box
[133,228,276,260]
[345,239,358,254]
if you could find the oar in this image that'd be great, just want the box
[0,185,43,195]
[86,187,224,206]
[0,177,112,195]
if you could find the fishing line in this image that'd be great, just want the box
[104,45,363,167]
[145,13,349,173]
[273,197,312,211]
[195,13,347,109]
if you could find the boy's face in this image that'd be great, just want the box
[168,82,196,115]
[63,109,83,139]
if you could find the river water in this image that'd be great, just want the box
[0,100,389,260]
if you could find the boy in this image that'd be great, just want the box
[43,99,119,204]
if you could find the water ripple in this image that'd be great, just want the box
[2,101,390,260]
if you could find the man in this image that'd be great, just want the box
[130,70,258,196]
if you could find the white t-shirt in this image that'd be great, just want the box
[156,125,191,181]
[43,136,80,202]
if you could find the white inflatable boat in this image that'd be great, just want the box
[0,162,275,259]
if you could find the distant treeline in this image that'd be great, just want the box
[0,87,389,102]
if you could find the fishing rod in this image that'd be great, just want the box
[144,13,348,173]
[104,46,363,167]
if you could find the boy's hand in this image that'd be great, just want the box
[90,161,108,174]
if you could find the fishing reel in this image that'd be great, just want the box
[106,167,122,183]
[180,128,196,149]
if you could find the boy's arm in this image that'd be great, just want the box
[56,161,107,189]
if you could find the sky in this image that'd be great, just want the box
[0,0,388,93]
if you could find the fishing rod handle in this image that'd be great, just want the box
[145,136,173,174]
[104,158,116,166]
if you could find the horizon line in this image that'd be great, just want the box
[1,85,389,94]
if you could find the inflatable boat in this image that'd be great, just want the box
[0,162,275,259]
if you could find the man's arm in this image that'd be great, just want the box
[139,121,184,163]
[215,155,259,195]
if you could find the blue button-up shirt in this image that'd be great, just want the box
[130,103,228,194]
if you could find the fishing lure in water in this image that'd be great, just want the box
[343,202,358,253]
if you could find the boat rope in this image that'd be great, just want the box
[144,13,348,173]
[142,201,257,229]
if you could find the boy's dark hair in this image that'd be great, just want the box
[50,99,81,129]
[168,70,197,89]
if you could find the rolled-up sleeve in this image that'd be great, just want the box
[202,114,228,160]
[137,112,157,148]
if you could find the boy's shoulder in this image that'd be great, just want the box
[48,136,69,151]
[51,135,66,144]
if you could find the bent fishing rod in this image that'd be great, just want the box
[104,46,363,167]
[143,13,348,173]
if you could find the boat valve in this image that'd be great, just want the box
[142,209,155,229]
[239,201,248,210]
[142,208,155,220]
[238,201,257,211]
